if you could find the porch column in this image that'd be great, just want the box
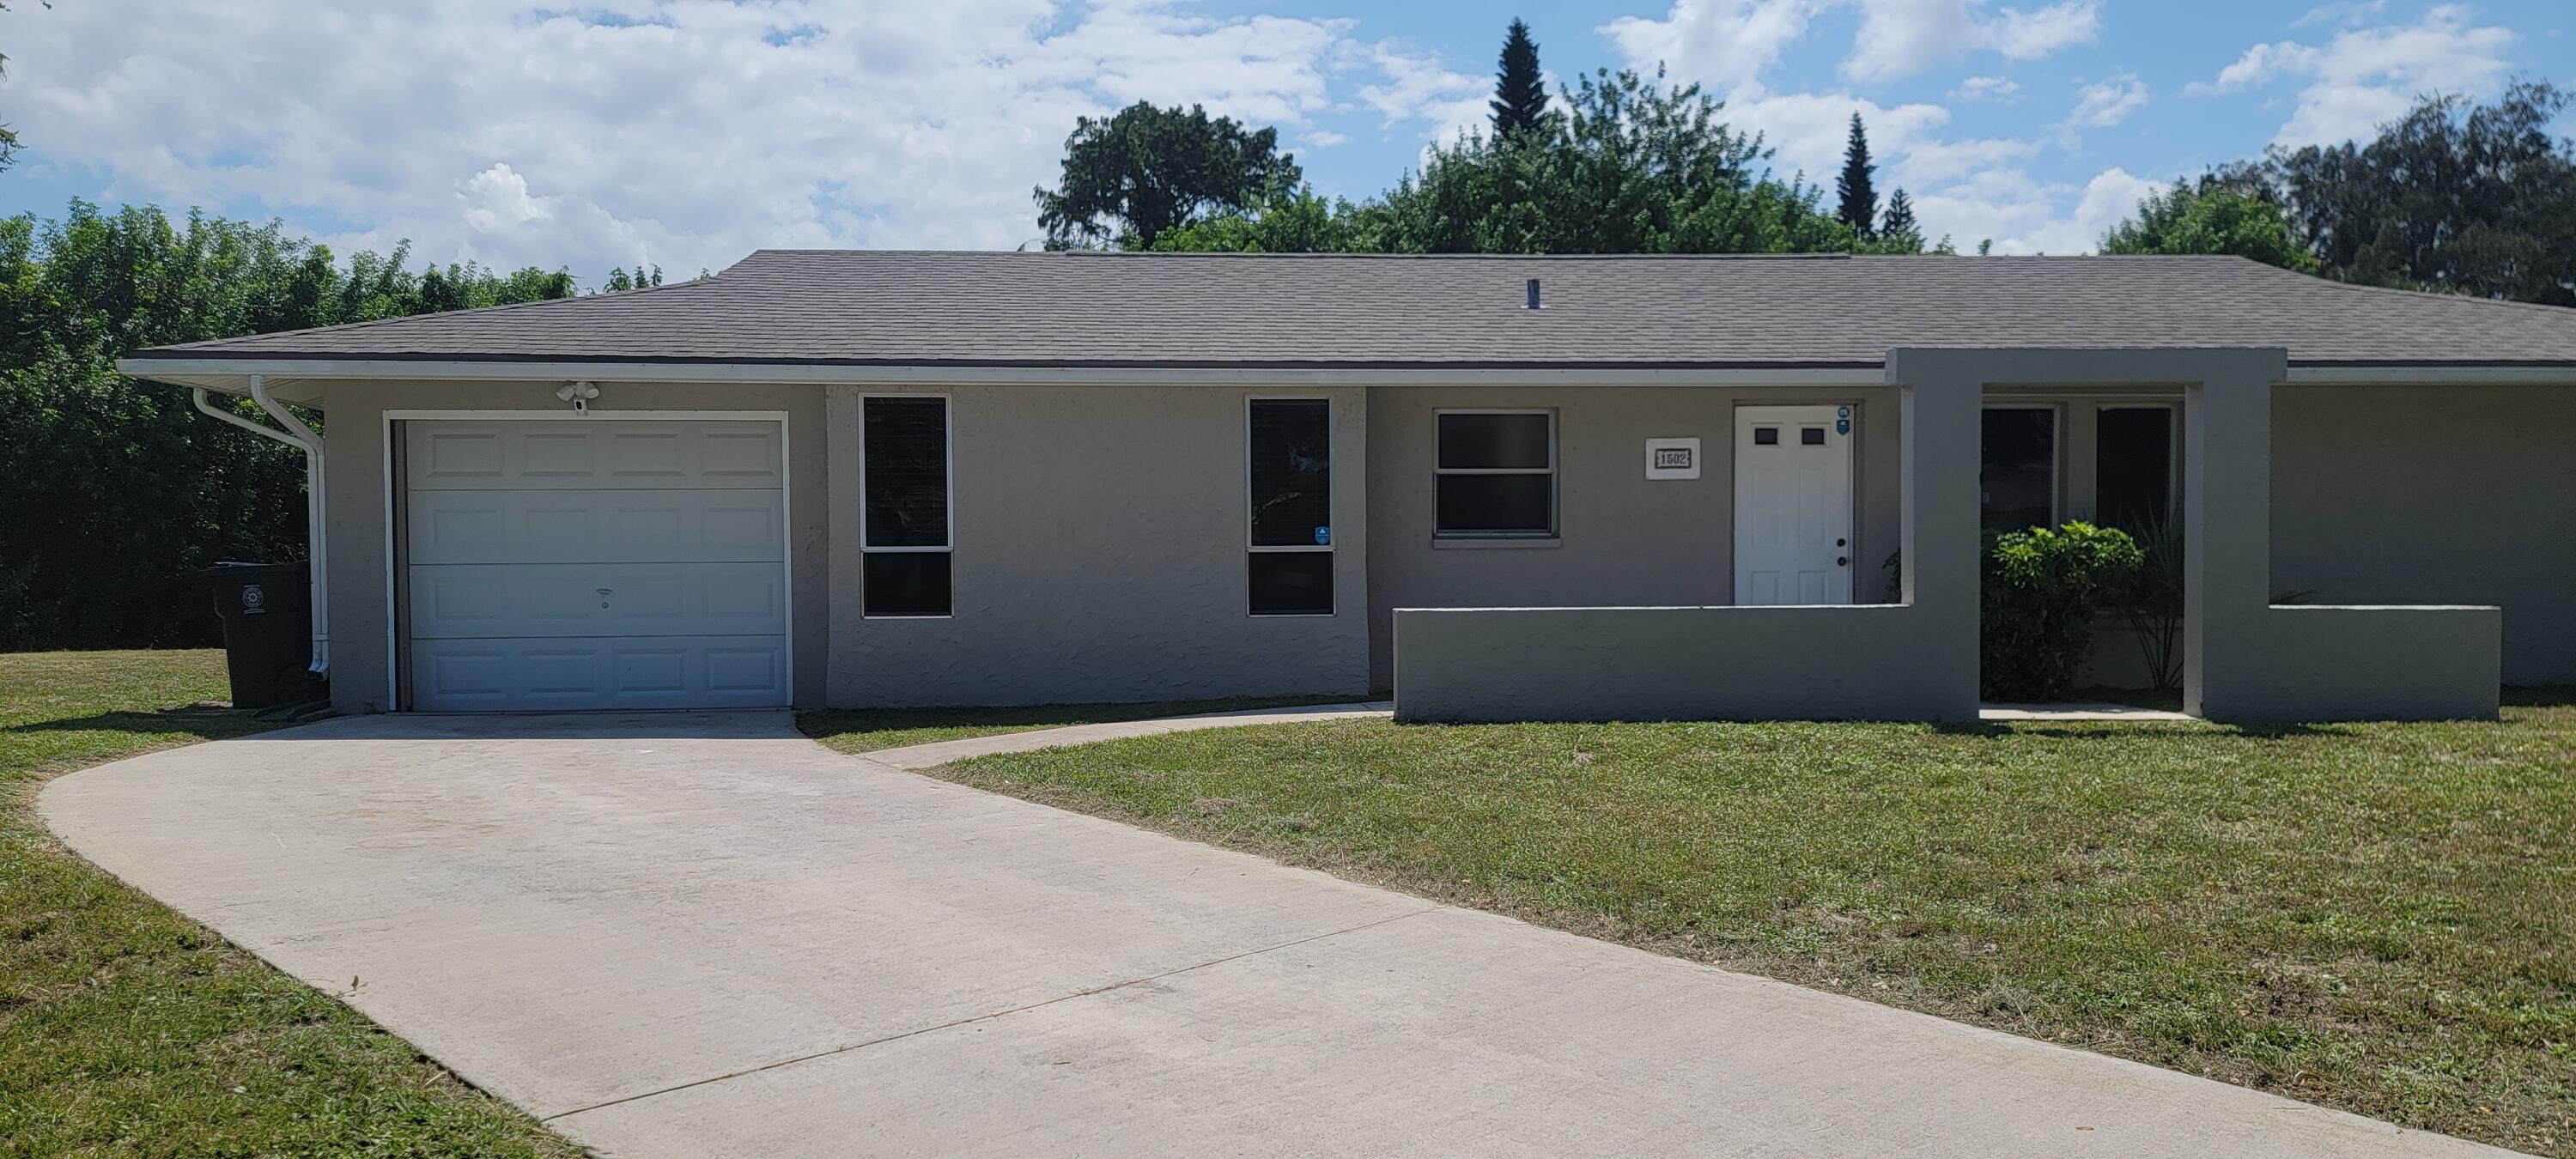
[2182,350,2292,719]
[1888,351,1990,718]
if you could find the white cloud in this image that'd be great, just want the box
[1951,76,2022,101]
[1599,0,1820,93]
[1,0,1360,276]
[2188,5,2515,145]
[2064,75,2148,130]
[1352,41,1490,146]
[1719,87,1953,187]
[1914,165,2156,253]
[1842,0,2101,83]
[2290,0,2386,30]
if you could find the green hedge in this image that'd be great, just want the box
[1981,522,2143,701]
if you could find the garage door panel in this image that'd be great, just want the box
[400,417,790,712]
[407,490,785,565]
[406,421,782,491]
[410,563,785,640]
[410,635,787,712]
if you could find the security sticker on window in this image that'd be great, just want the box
[1644,437,1701,480]
[1314,526,1331,545]
[1836,405,1852,435]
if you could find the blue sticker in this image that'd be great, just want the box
[1835,417,1850,435]
[1837,405,1852,418]
[1315,526,1331,545]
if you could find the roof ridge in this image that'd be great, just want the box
[147,272,723,352]
[2256,263,2576,319]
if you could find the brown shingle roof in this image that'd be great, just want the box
[131,249,2576,368]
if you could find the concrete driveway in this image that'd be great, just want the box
[44,711,2503,1158]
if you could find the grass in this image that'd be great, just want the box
[799,693,1374,754]
[0,649,580,1158]
[934,694,2576,1156]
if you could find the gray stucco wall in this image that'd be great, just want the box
[2272,385,2576,684]
[823,384,1372,707]
[1364,385,1903,688]
[318,380,831,713]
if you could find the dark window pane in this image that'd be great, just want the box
[863,551,951,617]
[1249,400,1331,547]
[1753,427,1779,446]
[1437,413,1551,469]
[864,397,948,548]
[2095,407,2174,534]
[1980,408,2057,533]
[1249,551,1334,616]
[1437,473,1554,535]
[1801,427,1826,446]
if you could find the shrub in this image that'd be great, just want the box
[1982,522,2144,701]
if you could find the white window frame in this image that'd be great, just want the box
[1433,408,1558,539]
[1978,402,2064,531]
[859,393,954,621]
[1245,397,1336,617]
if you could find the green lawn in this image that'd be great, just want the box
[0,650,579,1158]
[935,695,2576,1156]
[799,693,1372,754]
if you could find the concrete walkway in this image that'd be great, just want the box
[43,710,2500,1158]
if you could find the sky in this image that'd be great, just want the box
[1,0,2567,282]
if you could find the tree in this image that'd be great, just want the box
[0,200,575,649]
[1352,67,1893,255]
[2100,182,2318,272]
[1880,187,1918,241]
[1151,185,1359,252]
[1489,19,1549,143]
[1033,102,1301,250]
[2252,82,2576,305]
[1835,112,1877,239]
[599,264,664,292]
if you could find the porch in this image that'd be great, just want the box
[1391,349,2503,725]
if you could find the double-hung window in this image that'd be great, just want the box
[1435,411,1556,537]
[2093,405,2177,534]
[860,396,951,618]
[1979,405,2058,533]
[1247,399,1334,616]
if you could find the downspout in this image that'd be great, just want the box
[194,379,329,677]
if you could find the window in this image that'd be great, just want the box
[1435,411,1555,536]
[1248,399,1333,616]
[2094,406,2176,534]
[1980,406,2057,533]
[861,397,951,617]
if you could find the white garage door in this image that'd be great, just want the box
[402,418,790,712]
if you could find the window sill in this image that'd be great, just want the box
[1431,536,1562,550]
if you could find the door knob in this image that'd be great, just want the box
[1836,537,1848,547]
[1837,556,1850,567]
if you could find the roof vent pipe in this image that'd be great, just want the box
[1526,278,1541,310]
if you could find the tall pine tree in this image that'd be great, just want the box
[1836,112,1878,239]
[1490,20,1548,142]
[1880,188,1918,239]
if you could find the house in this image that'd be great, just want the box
[119,251,2576,723]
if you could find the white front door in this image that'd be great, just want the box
[1734,404,1856,605]
[401,418,791,712]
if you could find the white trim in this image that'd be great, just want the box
[857,394,955,621]
[1432,408,1558,539]
[1244,397,1337,618]
[122,355,2576,394]
[380,409,797,711]
[2284,365,2576,385]
[126,356,1894,391]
